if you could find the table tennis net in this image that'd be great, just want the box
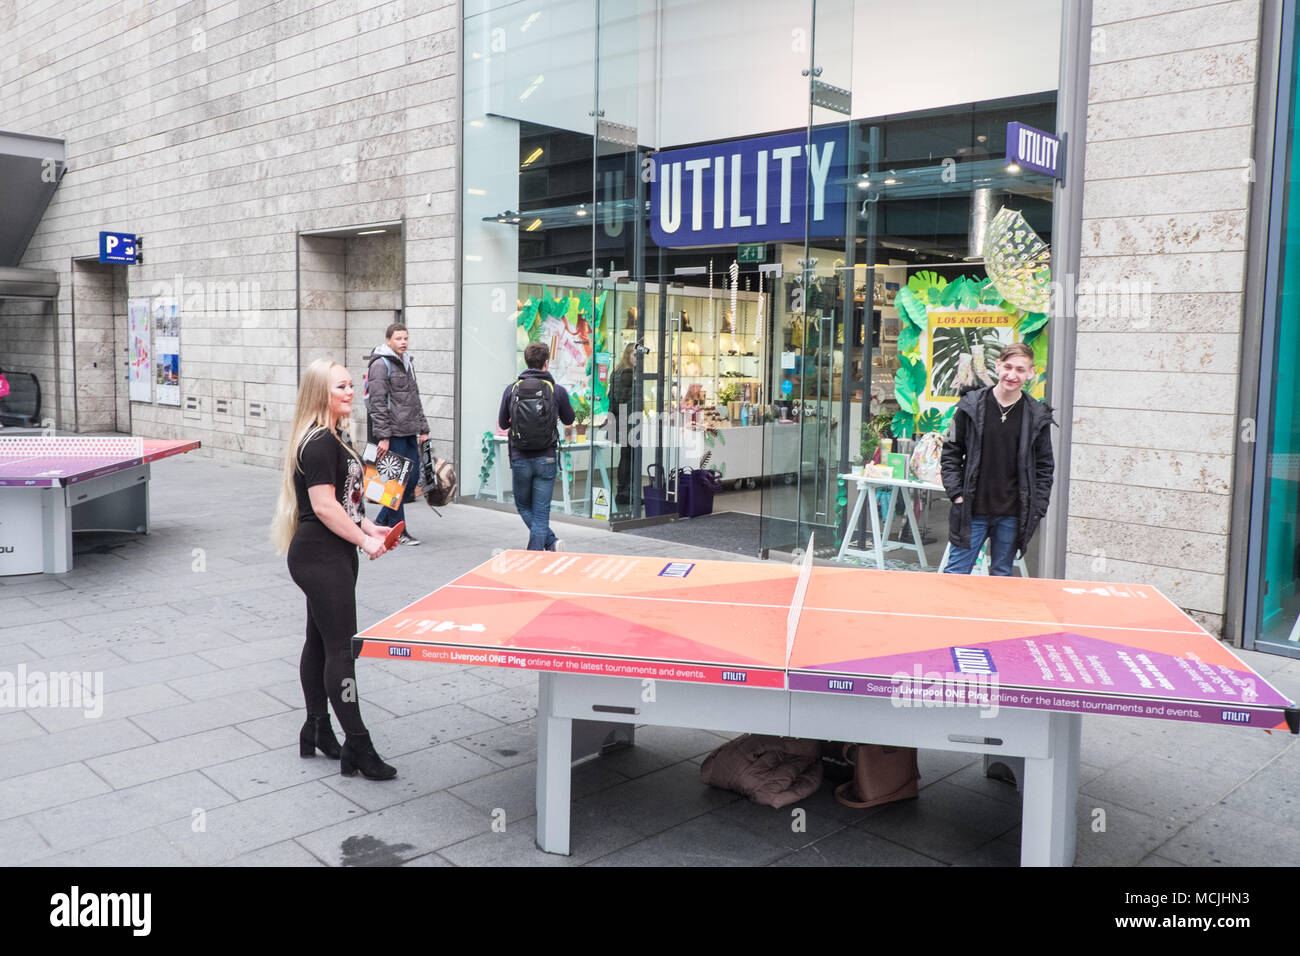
[0,436,145,458]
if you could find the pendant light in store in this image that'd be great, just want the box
[965,187,998,261]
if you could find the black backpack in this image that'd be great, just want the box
[509,376,557,451]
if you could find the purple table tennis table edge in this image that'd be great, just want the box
[0,438,200,574]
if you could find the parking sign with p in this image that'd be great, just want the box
[99,231,138,264]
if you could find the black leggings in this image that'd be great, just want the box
[288,521,368,737]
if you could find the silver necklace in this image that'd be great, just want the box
[995,394,1021,423]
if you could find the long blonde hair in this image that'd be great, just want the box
[270,358,363,553]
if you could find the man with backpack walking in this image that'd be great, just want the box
[498,342,575,551]
[365,322,429,545]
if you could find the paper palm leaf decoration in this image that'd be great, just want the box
[984,207,1052,314]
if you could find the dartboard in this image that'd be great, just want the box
[377,455,405,480]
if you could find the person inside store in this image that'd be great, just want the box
[365,321,429,546]
[271,358,398,780]
[609,342,637,507]
[940,342,1055,576]
[498,341,575,551]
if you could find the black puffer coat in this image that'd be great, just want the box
[939,386,1055,556]
[366,345,430,440]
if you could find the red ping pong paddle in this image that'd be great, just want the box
[382,521,405,552]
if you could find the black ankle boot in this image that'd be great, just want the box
[340,732,397,780]
[299,715,342,759]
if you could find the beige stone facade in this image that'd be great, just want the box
[0,0,459,469]
[1070,0,1261,632]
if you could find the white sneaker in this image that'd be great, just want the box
[552,539,565,553]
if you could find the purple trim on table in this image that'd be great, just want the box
[786,669,1292,729]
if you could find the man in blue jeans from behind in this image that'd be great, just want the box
[940,342,1055,575]
[498,342,575,551]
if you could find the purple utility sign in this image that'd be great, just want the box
[1006,121,1061,179]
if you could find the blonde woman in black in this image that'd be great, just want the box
[271,358,397,780]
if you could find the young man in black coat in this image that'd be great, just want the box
[939,342,1055,575]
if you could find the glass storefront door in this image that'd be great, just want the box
[759,0,856,556]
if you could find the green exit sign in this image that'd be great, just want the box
[737,243,766,263]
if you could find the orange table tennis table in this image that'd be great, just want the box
[355,549,1297,866]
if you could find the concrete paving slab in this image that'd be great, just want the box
[201,744,348,800]
[224,840,327,866]
[319,741,500,812]
[159,780,366,865]
[0,718,155,778]
[0,710,47,744]
[773,826,945,866]
[451,715,536,766]
[1219,757,1300,830]
[710,791,852,850]
[130,689,289,741]
[0,816,54,865]
[87,726,266,789]
[440,805,623,866]
[1080,753,1241,825]
[586,814,789,867]
[362,668,507,717]
[1156,803,1300,867]
[196,636,308,670]
[364,703,505,757]
[164,659,300,701]
[26,770,236,853]
[295,791,487,864]
[0,763,113,822]
[575,760,743,838]
[94,653,220,693]
[400,851,455,866]
[30,826,192,867]
[28,683,190,734]
[461,682,538,724]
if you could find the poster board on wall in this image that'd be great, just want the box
[127,298,152,403]
[153,297,181,407]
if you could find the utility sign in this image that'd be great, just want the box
[1006,122,1062,179]
[650,126,848,247]
[99,231,139,264]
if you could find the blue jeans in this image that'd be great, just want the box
[511,455,558,551]
[375,435,420,527]
[944,514,1018,576]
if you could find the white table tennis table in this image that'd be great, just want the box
[0,436,200,574]
[355,548,1297,866]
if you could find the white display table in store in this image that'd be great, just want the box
[837,472,1028,575]
[489,435,612,515]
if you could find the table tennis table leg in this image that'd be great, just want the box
[41,487,73,573]
[494,444,505,503]
[836,481,868,561]
[867,487,886,569]
[900,488,928,569]
[1019,712,1080,866]
[535,673,572,855]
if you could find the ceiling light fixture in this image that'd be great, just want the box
[521,147,544,167]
